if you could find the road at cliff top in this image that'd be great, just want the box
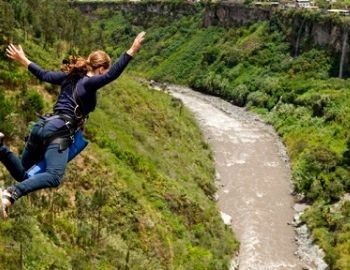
[167,85,315,270]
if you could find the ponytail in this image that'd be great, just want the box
[61,50,111,79]
[61,55,90,80]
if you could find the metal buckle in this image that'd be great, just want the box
[74,105,83,119]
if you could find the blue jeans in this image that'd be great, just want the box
[0,119,69,198]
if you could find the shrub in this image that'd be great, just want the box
[324,175,344,201]
[296,93,333,118]
[19,89,44,122]
[311,172,345,202]
[293,146,340,199]
[308,178,324,201]
[246,91,270,108]
[288,49,331,79]
[220,46,243,68]
[203,72,230,97]
[0,69,29,89]
[0,89,14,135]
[342,137,350,167]
[303,146,338,174]
[202,47,220,66]
[310,94,331,117]
[334,167,350,191]
[230,84,249,107]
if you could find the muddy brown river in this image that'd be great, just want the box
[167,85,317,270]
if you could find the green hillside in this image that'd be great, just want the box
[0,1,237,269]
[82,4,350,269]
[3,0,350,268]
[1,75,237,269]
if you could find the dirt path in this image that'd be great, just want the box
[167,85,315,270]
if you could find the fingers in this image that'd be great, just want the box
[5,43,19,59]
[136,31,146,43]
[7,44,19,53]
[138,31,146,39]
[5,43,24,61]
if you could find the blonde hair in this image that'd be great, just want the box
[87,50,111,70]
[61,50,111,79]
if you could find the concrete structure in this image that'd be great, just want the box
[296,0,311,8]
[327,9,350,16]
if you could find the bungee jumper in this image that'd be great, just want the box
[0,31,145,219]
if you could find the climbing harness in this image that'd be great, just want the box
[27,81,88,152]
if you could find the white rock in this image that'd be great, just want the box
[220,211,232,225]
[294,203,310,213]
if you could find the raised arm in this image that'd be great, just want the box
[85,32,146,90]
[6,43,66,85]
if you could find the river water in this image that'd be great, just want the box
[166,85,317,270]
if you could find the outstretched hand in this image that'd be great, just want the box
[5,44,31,67]
[127,31,146,57]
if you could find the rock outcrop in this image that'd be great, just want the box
[75,1,350,76]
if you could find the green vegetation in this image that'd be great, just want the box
[1,74,237,269]
[4,0,350,268]
[0,1,237,269]
[82,4,350,268]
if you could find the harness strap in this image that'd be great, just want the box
[51,137,71,152]
[33,81,88,152]
[72,83,88,124]
[42,114,79,131]
[38,114,79,152]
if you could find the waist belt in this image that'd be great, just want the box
[41,113,82,131]
[39,113,84,152]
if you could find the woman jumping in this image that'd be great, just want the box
[0,31,145,219]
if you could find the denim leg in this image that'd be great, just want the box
[21,119,45,170]
[0,120,44,182]
[0,145,27,182]
[21,138,44,173]
[13,143,69,198]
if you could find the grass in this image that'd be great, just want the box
[0,55,238,268]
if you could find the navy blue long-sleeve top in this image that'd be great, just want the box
[28,52,132,126]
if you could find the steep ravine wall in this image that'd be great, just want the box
[75,0,350,73]
[74,1,198,18]
[204,3,349,60]
[203,2,272,26]
[273,12,350,76]
[76,1,348,77]
[75,1,349,54]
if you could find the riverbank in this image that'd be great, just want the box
[159,83,328,270]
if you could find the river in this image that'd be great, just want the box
[165,84,319,270]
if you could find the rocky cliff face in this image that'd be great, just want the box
[203,3,271,27]
[279,14,346,50]
[202,3,347,53]
[75,1,349,76]
[75,1,197,18]
[201,3,349,76]
[75,1,347,49]
[278,14,349,76]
